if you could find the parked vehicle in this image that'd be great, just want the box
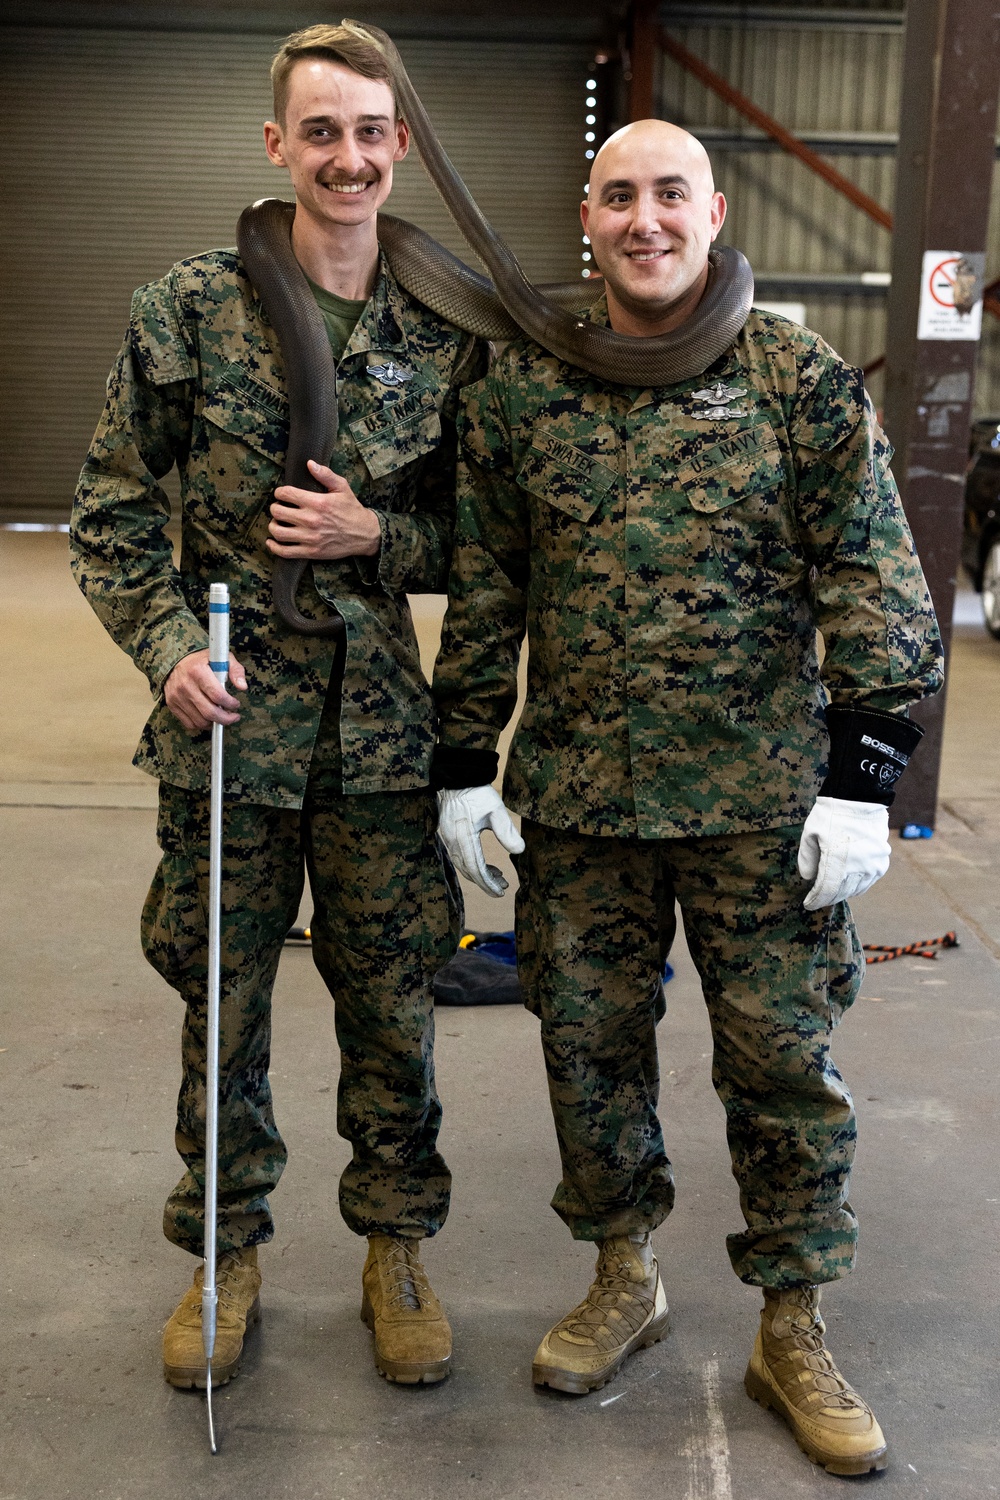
[961,418,1000,639]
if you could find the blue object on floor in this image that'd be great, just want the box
[474,931,518,967]
[663,961,674,983]
[900,823,934,840]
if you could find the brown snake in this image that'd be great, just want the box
[236,20,754,638]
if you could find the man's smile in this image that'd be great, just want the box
[321,178,377,195]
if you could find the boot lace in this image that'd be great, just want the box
[558,1241,654,1343]
[772,1287,870,1413]
[382,1237,433,1313]
[215,1249,254,1311]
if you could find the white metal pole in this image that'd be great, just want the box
[203,581,229,1455]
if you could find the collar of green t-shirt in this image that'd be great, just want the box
[306,275,369,362]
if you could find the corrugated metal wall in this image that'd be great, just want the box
[0,27,589,521]
[4,8,998,524]
[659,8,1000,417]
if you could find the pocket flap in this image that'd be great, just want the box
[678,423,784,513]
[517,427,616,522]
[202,363,289,464]
[350,391,442,480]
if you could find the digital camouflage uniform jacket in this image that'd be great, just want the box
[71,248,484,807]
[433,304,943,840]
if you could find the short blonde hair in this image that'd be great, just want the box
[270,21,398,125]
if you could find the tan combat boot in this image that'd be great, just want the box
[361,1234,452,1384]
[162,1246,261,1389]
[532,1234,669,1395]
[744,1285,888,1475]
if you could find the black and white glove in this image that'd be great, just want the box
[797,706,924,911]
[437,785,525,896]
[431,745,524,897]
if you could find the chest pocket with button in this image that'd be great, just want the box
[197,363,288,535]
[677,421,804,603]
[349,386,442,491]
[516,426,617,611]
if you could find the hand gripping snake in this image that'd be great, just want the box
[235,19,755,639]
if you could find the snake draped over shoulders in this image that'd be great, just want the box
[236,18,755,639]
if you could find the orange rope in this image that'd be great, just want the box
[863,932,958,964]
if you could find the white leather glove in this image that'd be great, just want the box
[797,796,891,911]
[437,785,526,897]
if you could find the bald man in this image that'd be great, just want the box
[431,122,941,1474]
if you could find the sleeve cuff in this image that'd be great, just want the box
[348,511,385,587]
[138,611,211,693]
[430,744,500,790]
[820,705,924,805]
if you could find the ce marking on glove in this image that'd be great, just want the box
[860,760,899,787]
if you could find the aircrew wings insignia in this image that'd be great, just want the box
[367,360,414,387]
[691,381,747,404]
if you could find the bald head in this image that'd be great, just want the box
[580,118,726,337]
[589,119,716,202]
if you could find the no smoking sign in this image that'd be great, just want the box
[917,249,985,340]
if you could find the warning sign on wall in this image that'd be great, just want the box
[917,251,985,340]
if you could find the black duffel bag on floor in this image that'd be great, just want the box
[433,931,523,1006]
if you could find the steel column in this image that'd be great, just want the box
[882,0,1000,829]
[627,0,658,120]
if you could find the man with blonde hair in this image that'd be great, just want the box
[72,22,484,1391]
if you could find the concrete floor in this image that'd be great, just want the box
[2,530,998,1500]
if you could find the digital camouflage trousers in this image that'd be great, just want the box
[513,820,863,1288]
[141,763,461,1257]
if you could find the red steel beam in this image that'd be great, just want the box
[660,30,893,231]
[661,31,1000,327]
[660,29,999,342]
